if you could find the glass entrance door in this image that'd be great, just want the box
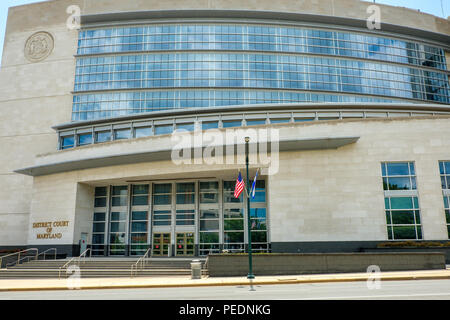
[174,182,196,256]
[109,185,128,256]
[176,233,195,256]
[153,233,171,256]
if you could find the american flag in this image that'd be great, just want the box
[234,171,244,198]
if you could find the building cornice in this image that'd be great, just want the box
[53,103,450,131]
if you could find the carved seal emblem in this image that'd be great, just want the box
[24,32,54,62]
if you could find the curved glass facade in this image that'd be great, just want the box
[77,24,447,70]
[72,90,395,121]
[74,22,450,121]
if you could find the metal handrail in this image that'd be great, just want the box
[5,248,57,268]
[59,256,76,279]
[0,248,38,269]
[58,248,91,279]
[78,248,92,265]
[131,247,152,278]
[38,248,57,261]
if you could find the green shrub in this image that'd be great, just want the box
[377,241,450,248]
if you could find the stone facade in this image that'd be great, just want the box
[0,0,449,254]
[23,117,450,251]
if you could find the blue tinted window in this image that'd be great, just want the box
[61,136,74,149]
[386,163,410,176]
[73,24,449,121]
[114,129,131,140]
[223,120,242,128]
[155,124,173,135]
[246,119,266,126]
[250,208,266,218]
[96,131,111,143]
[202,121,219,130]
[135,127,152,138]
[78,133,93,146]
[176,123,194,132]
[390,197,414,210]
[271,119,290,124]
[443,161,450,175]
[294,118,314,122]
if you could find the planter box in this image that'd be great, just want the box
[361,247,450,264]
[206,252,445,277]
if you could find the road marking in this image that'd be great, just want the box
[301,292,450,300]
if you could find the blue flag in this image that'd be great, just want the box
[251,169,258,199]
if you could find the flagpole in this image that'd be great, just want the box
[245,136,255,280]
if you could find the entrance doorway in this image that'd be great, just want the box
[80,232,88,254]
[153,233,170,256]
[176,233,195,256]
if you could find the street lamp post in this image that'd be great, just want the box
[245,136,255,280]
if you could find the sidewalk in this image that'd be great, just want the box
[0,268,449,291]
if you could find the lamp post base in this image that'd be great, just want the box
[247,274,255,280]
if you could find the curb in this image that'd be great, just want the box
[0,273,449,292]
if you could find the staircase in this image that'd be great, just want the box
[0,258,208,279]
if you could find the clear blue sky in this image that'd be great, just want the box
[0,0,449,64]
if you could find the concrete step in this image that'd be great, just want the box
[0,257,208,278]
[0,268,208,279]
[12,261,205,269]
[11,263,206,269]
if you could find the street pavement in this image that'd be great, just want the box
[0,279,449,300]
[0,267,449,293]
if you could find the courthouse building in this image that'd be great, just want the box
[0,0,450,257]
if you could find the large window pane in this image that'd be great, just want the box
[224,232,244,243]
[78,133,93,146]
[112,186,127,196]
[112,196,127,206]
[392,226,417,239]
[135,127,152,138]
[222,120,242,128]
[95,131,111,143]
[132,211,147,220]
[61,136,74,149]
[130,233,147,244]
[224,219,244,231]
[93,223,105,233]
[224,208,243,219]
[200,220,219,231]
[133,184,149,195]
[250,208,266,218]
[200,209,219,219]
[131,222,147,232]
[155,125,173,135]
[200,232,219,243]
[390,211,416,224]
[389,197,414,210]
[95,187,107,197]
[94,198,107,207]
[110,222,125,233]
[251,232,267,242]
[386,177,411,190]
[132,195,148,205]
[385,163,410,176]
